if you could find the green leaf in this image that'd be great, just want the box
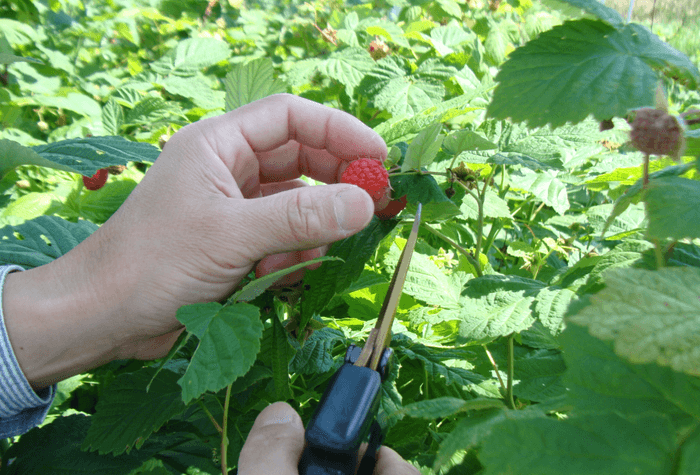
[391,174,460,222]
[402,122,443,172]
[443,130,497,156]
[560,323,700,419]
[302,217,398,319]
[0,215,97,268]
[317,47,375,90]
[0,139,74,178]
[579,239,654,294]
[161,75,222,110]
[32,136,159,176]
[511,349,567,402]
[151,38,231,76]
[124,96,180,127]
[82,368,187,455]
[224,57,287,112]
[384,246,461,308]
[232,256,342,302]
[679,426,700,475]
[1,192,54,221]
[429,26,472,56]
[456,275,573,341]
[643,177,700,240]
[176,302,263,404]
[400,397,503,419]
[460,190,511,220]
[569,267,700,377]
[269,313,294,400]
[102,99,124,136]
[359,57,453,117]
[394,339,485,387]
[374,94,484,146]
[488,19,700,128]
[0,53,42,65]
[479,412,675,475]
[510,169,570,215]
[289,328,346,374]
[5,415,154,474]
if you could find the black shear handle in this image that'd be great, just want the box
[298,364,384,475]
[299,420,384,475]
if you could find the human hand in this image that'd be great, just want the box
[238,402,420,475]
[3,94,388,387]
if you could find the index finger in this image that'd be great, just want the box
[183,94,388,185]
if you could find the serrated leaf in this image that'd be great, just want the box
[391,173,460,222]
[151,38,231,76]
[374,94,484,146]
[510,168,570,215]
[161,75,222,110]
[384,246,461,308]
[289,328,345,374]
[5,415,154,474]
[429,26,472,56]
[317,47,375,90]
[224,58,287,112]
[479,412,675,475]
[359,57,449,117]
[124,96,179,126]
[560,324,700,419]
[511,349,567,401]
[457,275,572,341]
[679,427,700,475]
[401,397,503,419]
[269,314,294,400]
[460,189,511,220]
[32,136,160,176]
[176,303,263,404]
[82,368,186,455]
[569,267,700,377]
[643,177,700,240]
[402,122,443,172]
[301,217,398,319]
[233,256,342,302]
[443,130,497,156]
[394,339,485,387]
[102,99,124,136]
[0,215,97,268]
[488,19,700,128]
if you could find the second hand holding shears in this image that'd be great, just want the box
[298,203,423,475]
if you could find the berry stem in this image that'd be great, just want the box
[422,223,483,277]
[643,153,650,187]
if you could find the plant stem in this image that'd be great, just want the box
[199,400,223,434]
[483,344,507,396]
[654,241,666,269]
[220,384,233,475]
[506,334,516,410]
[422,223,483,277]
[643,153,650,187]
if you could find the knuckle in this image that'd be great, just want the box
[283,191,326,244]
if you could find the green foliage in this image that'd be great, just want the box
[1,0,700,473]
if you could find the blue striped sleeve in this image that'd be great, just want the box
[0,265,56,438]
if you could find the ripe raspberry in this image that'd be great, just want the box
[375,195,407,221]
[340,158,390,203]
[630,108,684,158]
[82,168,109,190]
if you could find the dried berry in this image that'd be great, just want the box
[368,38,390,61]
[630,108,684,159]
[107,165,127,175]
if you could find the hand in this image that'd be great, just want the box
[3,94,388,388]
[238,402,419,475]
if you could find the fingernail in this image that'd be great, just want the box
[334,186,373,233]
[259,402,302,428]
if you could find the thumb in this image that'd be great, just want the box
[241,184,374,260]
[237,402,305,475]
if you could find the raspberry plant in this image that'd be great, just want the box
[1,0,700,474]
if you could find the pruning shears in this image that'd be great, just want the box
[298,203,422,475]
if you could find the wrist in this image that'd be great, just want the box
[2,237,130,390]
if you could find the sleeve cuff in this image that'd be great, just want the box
[0,265,56,438]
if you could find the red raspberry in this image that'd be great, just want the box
[340,158,389,203]
[375,195,407,220]
[82,168,109,190]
